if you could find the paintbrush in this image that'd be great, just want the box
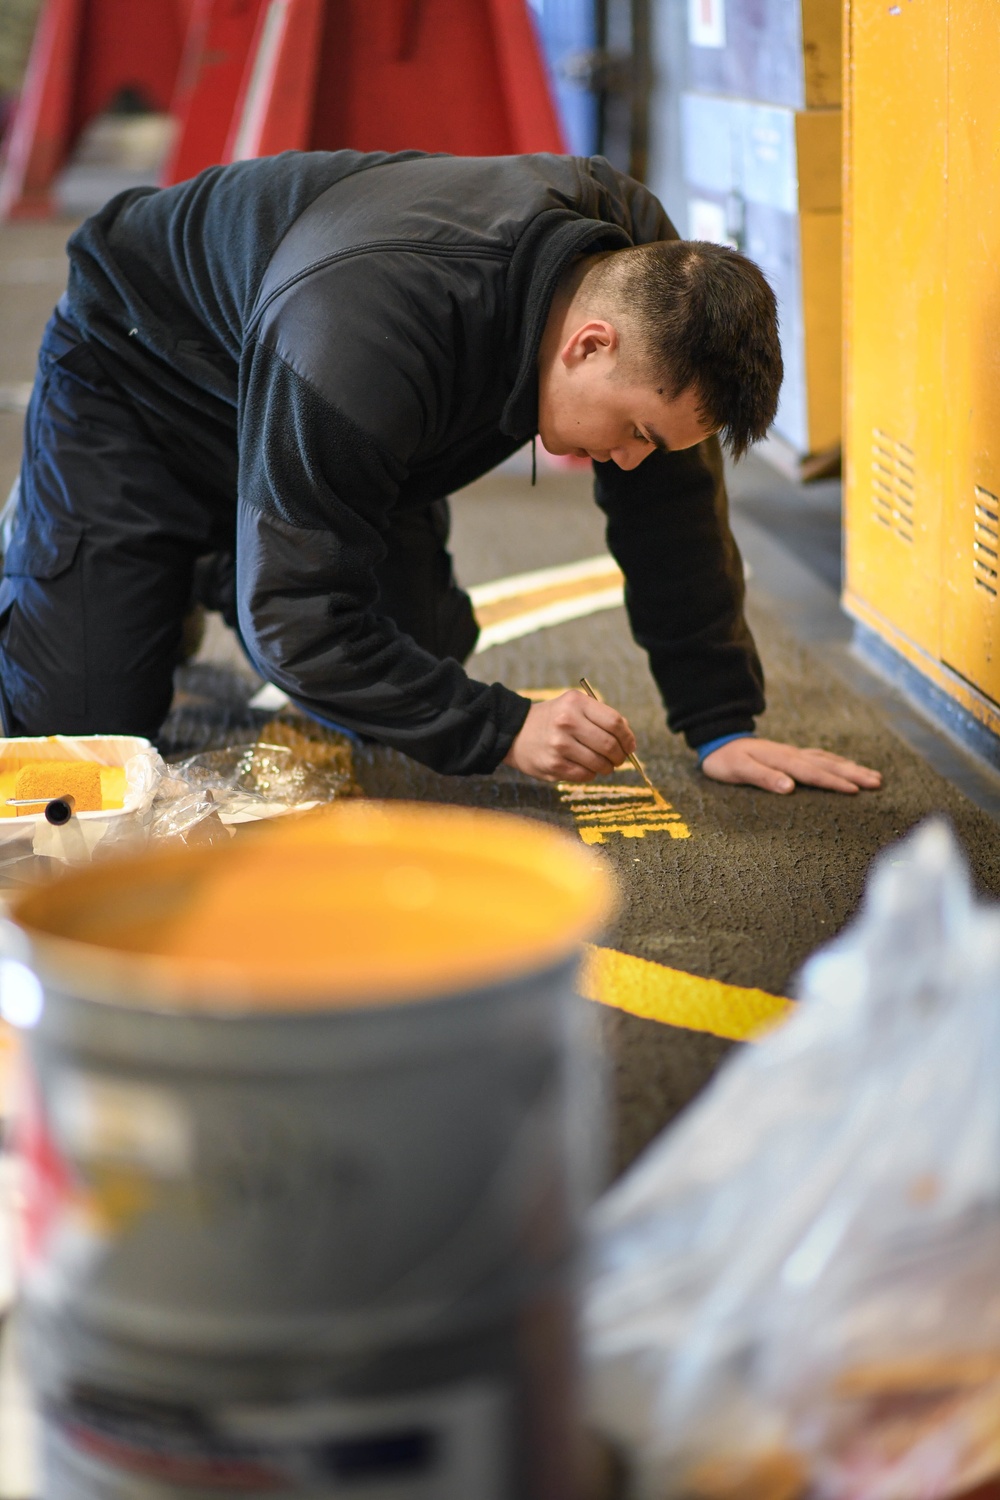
[578,677,656,790]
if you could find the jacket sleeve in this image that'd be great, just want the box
[593,437,766,749]
[236,340,530,774]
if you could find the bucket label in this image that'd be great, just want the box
[50,1380,509,1497]
[52,1073,193,1177]
[17,1063,76,1270]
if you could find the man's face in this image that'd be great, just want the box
[536,317,717,469]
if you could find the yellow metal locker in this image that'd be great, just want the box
[798,108,843,456]
[846,0,1000,742]
[939,11,1000,702]
[843,0,947,661]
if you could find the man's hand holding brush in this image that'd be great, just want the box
[503,689,636,783]
[504,680,882,796]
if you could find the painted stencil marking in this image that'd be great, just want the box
[518,689,693,845]
[557,782,691,844]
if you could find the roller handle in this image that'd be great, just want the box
[6,794,77,824]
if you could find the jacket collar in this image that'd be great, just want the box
[500,214,633,441]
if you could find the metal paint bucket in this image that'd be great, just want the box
[0,801,614,1499]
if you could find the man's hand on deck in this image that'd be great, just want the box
[701,737,882,795]
[503,690,636,783]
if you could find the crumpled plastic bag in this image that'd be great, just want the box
[585,820,1000,1500]
[150,740,357,845]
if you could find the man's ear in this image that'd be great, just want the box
[561,318,620,369]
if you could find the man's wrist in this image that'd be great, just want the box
[696,731,754,766]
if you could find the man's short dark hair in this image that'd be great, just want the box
[605,240,783,459]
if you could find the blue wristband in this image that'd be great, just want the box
[696,732,754,766]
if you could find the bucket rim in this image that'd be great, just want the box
[1,801,617,1016]
[0,919,593,1020]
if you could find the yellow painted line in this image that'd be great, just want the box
[469,556,624,651]
[473,586,625,652]
[468,555,622,608]
[579,944,792,1041]
[473,575,622,631]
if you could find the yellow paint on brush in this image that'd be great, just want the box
[579,944,792,1041]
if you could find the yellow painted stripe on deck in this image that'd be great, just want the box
[473,571,622,631]
[580,944,792,1041]
[469,557,624,651]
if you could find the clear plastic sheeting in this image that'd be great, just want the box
[0,727,359,880]
[150,742,358,845]
[585,820,1000,1500]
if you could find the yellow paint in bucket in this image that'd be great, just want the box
[10,800,615,1009]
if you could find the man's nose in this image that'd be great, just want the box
[611,443,648,471]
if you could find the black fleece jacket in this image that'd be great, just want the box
[64,149,765,775]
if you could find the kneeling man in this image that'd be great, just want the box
[0,149,877,796]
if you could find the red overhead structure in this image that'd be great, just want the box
[0,0,192,219]
[224,0,325,163]
[161,0,269,186]
[165,0,566,182]
[0,0,565,216]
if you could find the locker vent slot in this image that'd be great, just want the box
[974,485,999,598]
[871,429,915,543]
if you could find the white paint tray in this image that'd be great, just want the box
[0,735,162,854]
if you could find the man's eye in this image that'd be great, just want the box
[634,429,650,443]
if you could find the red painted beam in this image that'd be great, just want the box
[486,0,566,155]
[72,0,186,130]
[0,0,188,220]
[225,0,325,160]
[0,0,85,218]
[223,0,566,166]
[309,0,523,156]
[163,0,266,184]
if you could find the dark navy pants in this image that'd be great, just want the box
[0,308,478,740]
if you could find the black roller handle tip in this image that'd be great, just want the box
[44,794,76,826]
